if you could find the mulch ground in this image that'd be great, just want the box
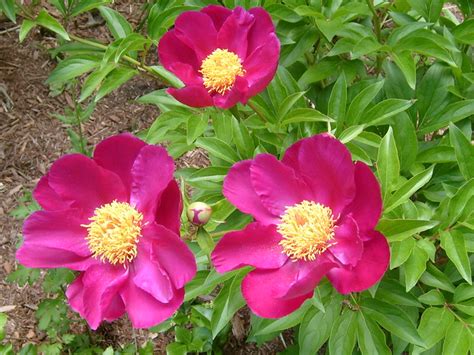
[0,2,288,353]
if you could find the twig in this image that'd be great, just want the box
[0,25,20,35]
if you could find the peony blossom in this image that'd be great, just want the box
[211,134,390,318]
[158,5,280,109]
[16,134,196,329]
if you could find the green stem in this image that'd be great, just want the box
[247,101,269,124]
[365,0,383,73]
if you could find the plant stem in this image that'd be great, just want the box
[365,0,384,73]
[247,101,269,124]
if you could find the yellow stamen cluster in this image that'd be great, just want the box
[83,201,143,265]
[278,200,336,261]
[200,48,245,95]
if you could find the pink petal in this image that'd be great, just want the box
[223,160,279,225]
[155,180,182,235]
[33,175,71,211]
[80,264,128,329]
[66,274,85,314]
[250,154,311,216]
[327,230,390,294]
[47,154,127,213]
[217,7,255,60]
[247,7,277,55]
[93,133,146,197]
[243,34,280,97]
[158,30,200,71]
[342,162,382,231]
[201,5,232,31]
[130,145,174,221]
[242,268,313,318]
[133,239,174,303]
[102,294,126,322]
[213,76,249,108]
[142,223,196,290]
[21,209,90,256]
[121,278,184,329]
[167,86,213,108]
[174,11,217,61]
[211,222,287,273]
[282,135,356,216]
[16,245,95,271]
[328,215,363,267]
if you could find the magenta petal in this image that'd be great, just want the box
[168,86,213,108]
[48,154,127,213]
[342,162,382,231]
[103,294,126,322]
[213,76,249,108]
[201,5,232,31]
[21,209,90,256]
[223,160,279,225]
[250,154,311,216]
[143,223,196,290]
[158,30,200,71]
[155,180,182,235]
[247,7,276,55]
[130,145,174,221]
[243,34,280,97]
[242,268,313,318]
[33,175,71,211]
[328,215,363,267]
[121,278,184,329]
[80,264,128,330]
[16,245,95,271]
[327,230,390,294]
[133,240,174,303]
[211,222,287,272]
[93,133,146,197]
[66,274,85,314]
[282,135,356,216]
[217,7,254,59]
[174,11,217,61]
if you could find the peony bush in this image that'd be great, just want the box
[1,0,473,354]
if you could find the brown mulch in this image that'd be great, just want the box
[0,3,289,354]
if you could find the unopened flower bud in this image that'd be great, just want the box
[187,202,212,225]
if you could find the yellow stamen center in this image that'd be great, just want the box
[83,201,143,265]
[278,200,336,261]
[199,48,245,95]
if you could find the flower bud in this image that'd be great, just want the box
[187,202,212,225]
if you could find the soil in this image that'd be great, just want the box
[0,2,287,354]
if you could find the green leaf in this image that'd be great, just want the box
[211,270,247,338]
[277,91,306,121]
[440,230,472,284]
[377,219,438,242]
[185,269,238,301]
[19,20,36,43]
[446,179,474,226]
[420,263,455,293]
[0,313,6,341]
[365,99,415,126]
[408,0,443,22]
[148,66,184,88]
[328,310,357,355]
[377,128,400,201]
[377,279,422,307]
[299,298,342,355]
[329,74,347,126]
[360,298,425,347]
[195,137,240,165]
[385,166,434,213]
[98,6,132,39]
[390,237,416,269]
[0,0,16,23]
[453,19,474,45]
[442,321,471,355]
[391,51,416,90]
[36,9,70,40]
[46,57,99,85]
[418,307,454,349]
[195,228,214,256]
[357,311,391,355]
[252,302,311,337]
[231,118,254,158]
[419,100,474,134]
[281,108,333,125]
[449,123,474,180]
[346,80,385,125]
[454,284,474,303]
[79,63,116,102]
[187,113,207,145]
[70,0,111,17]
[94,67,137,102]
[403,243,429,291]
[418,289,445,305]
[166,342,187,355]
[338,125,366,144]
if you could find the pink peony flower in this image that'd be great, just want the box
[158,5,280,109]
[211,134,390,318]
[16,134,196,329]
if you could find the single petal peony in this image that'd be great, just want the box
[158,5,280,109]
[17,133,197,329]
[211,134,390,318]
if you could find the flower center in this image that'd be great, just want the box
[199,48,245,95]
[83,201,143,265]
[278,200,336,261]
